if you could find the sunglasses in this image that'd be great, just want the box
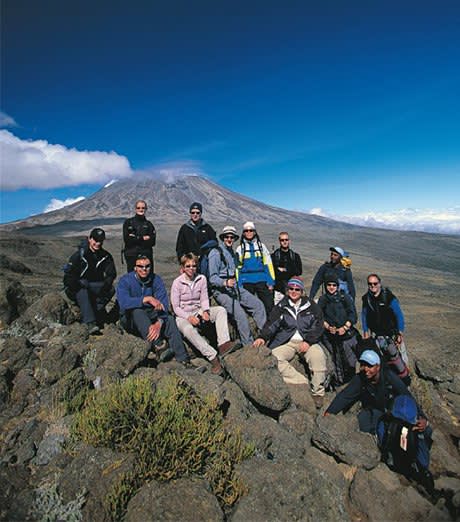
[184,264,197,268]
[326,283,337,287]
[190,211,201,215]
[136,206,146,210]
[287,287,302,292]
[136,264,151,270]
[244,229,255,233]
[368,282,380,286]
[224,235,235,239]
[280,238,289,242]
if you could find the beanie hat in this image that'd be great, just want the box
[89,228,105,241]
[219,225,239,241]
[359,350,380,366]
[287,277,305,290]
[189,202,203,213]
[243,221,256,231]
[325,274,339,285]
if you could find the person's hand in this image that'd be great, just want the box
[413,417,428,432]
[329,326,337,335]
[201,311,210,322]
[253,338,265,348]
[278,267,287,272]
[298,341,310,353]
[226,278,236,288]
[396,333,404,346]
[147,321,161,342]
[363,331,370,339]
[143,296,164,310]
[142,235,150,241]
[188,316,200,326]
[337,326,346,336]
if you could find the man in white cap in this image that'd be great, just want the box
[208,225,267,345]
[309,246,355,301]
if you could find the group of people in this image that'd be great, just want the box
[62,199,433,492]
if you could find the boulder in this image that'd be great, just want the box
[223,345,291,415]
[286,382,317,414]
[0,254,32,274]
[415,357,453,384]
[279,408,316,442]
[37,339,79,385]
[0,463,35,522]
[10,368,39,409]
[0,280,28,328]
[32,416,73,466]
[125,477,223,522]
[0,336,35,375]
[312,412,381,470]
[1,418,47,466]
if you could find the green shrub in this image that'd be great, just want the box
[72,374,254,519]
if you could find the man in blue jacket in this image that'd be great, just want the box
[116,255,190,364]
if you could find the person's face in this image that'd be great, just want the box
[182,260,197,279]
[360,362,380,382]
[279,235,290,249]
[287,285,303,302]
[243,229,255,240]
[326,282,338,294]
[367,277,381,296]
[330,251,341,264]
[223,234,236,247]
[134,260,151,278]
[190,209,201,223]
[88,237,103,252]
[135,202,147,216]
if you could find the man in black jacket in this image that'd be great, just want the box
[272,232,302,303]
[63,228,116,334]
[253,277,327,408]
[175,202,216,261]
[123,200,156,272]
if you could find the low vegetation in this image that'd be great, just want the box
[71,374,254,520]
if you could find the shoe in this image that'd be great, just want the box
[87,322,101,335]
[218,340,240,357]
[312,396,324,410]
[157,346,174,363]
[210,357,224,375]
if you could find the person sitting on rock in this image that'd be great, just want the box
[175,202,217,261]
[117,255,191,365]
[253,277,327,409]
[171,253,239,375]
[236,221,275,316]
[325,350,434,492]
[63,227,116,335]
[272,231,303,304]
[207,225,266,346]
[318,274,359,385]
[309,246,355,301]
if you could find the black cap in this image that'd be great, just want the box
[89,228,105,241]
[189,202,202,213]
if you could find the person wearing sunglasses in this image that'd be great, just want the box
[171,253,239,375]
[318,275,358,385]
[175,202,217,261]
[116,255,191,365]
[253,277,327,409]
[122,200,156,272]
[63,228,116,335]
[271,232,303,304]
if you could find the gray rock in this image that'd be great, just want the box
[0,365,9,407]
[32,417,72,466]
[0,280,28,328]
[0,463,36,521]
[37,339,79,385]
[10,368,38,409]
[435,476,460,496]
[2,418,46,466]
[279,408,316,442]
[231,455,350,521]
[223,345,291,415]
[220,380,252,425]
[350,464,450,521]
[431,428,460,477]
[415,357,453,384]
[0,254,32,274]
[0,336,35,375]
[312,412,381,470]
[125,477,224,522]
[286,383,317,415]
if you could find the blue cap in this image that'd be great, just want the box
[359,350,380,366]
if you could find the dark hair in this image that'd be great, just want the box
[367,273,381,283]
[136,254,150,261]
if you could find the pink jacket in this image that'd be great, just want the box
[170,273,210,319]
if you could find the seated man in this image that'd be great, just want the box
[253,277,327,409]
[63,228,116,335]
[325,350,433,491]
[208,225,266,345]
[116,255,190,365]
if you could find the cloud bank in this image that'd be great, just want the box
[308,207,460,235]
[0,130,133,190]
[0,111,18,128]
[43,196,86,213]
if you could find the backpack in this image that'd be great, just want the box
[377,395,420,474]
[198,239,227,281]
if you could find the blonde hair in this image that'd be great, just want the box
[180,253,199,267]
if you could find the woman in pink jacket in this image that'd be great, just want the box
[170,253,238,374]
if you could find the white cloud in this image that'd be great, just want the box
[0,111,17,128]
[43,196,86,213]
[104,179,118,188]
[0,130,133,190]
[307,207,460,235]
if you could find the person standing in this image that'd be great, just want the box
[236,221,275,315]
[175,202,216,261]
[272,232,302,303]
[122,200,156,272]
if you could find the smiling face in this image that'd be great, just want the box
[243,228,255,241]
[134,258,151,279]
[88,237,103,252]
[223,234,236,247]
[367,276,382,297]
[360,362,381,382]
[135,200,147,217]
[326,281,338,294]
[190,209,201,223]
[279,234,290,251]
[287,285,303,303]
[180,253,198,280]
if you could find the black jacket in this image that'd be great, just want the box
[259,295,324,348]
[63,241,116,297]
[272,248,302,292]
[318,291,357,328]
[175,219,216,260]
[309,262,355,300]
[123,215,156,258]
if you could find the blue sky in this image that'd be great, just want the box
[1,0,459,233]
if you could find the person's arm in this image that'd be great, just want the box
[208,249,226,288]
[170,278,189,319]
[63,251,82,294]
[258,305,283,343]
[116,276,144,312]
[303,303,324,344]
[361,296,370,336]
[262,245,275,286]
[144,221,156,248]
[175,225,186,261]
[198,275,210,312]
[309,265,325,300]
[103,254,117,288]
[152,275,169,311]
[347,269,356,300]
[344,294,357,326]
[123,219,142,249]
[390,297,405,333]
[326,375,362,414]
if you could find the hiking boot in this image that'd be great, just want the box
[87,322,101,335]
[312,396,324,410]
[210,357,224,375]
[218,340,240,357]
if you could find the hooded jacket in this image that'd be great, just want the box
[175,219,216,260]
[235,237,275,286]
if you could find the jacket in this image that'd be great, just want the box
[235,238,275,286]
[208,241,237,289]
[309,262,355,300]
[63,240,116,297]
[259,295,324,349]
[272,248,302,292]
[318,290,357,328]
[175,219,216,260]
[123,215,156,258]
[170,273,210,319]
[361,288,404,336]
